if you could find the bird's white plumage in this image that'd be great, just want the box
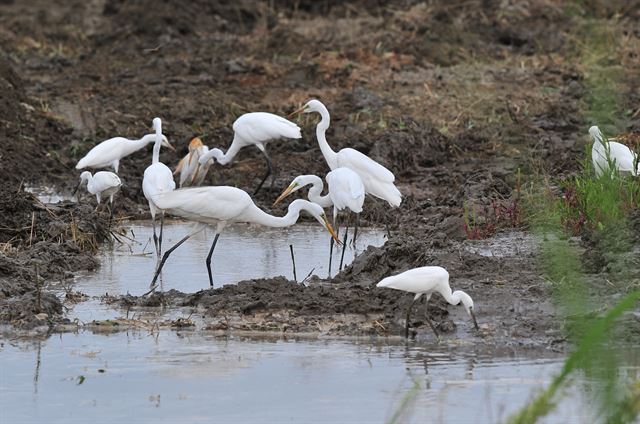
[233,112,302,147]
[377,266,450,295]
[301,100,401,207]
[177,145,211,187]
[325,167,365,213]
[79,171,122,204]
[143,163,176,217]
[76,134,166,173]
[590,126,638,177]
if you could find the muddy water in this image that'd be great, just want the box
[0,331,602,423]
[76,221,386,296]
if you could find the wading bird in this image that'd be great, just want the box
[590,125,639,177]
[74,171,122,212]
[273,167,365,273]
[149,186,341,289]
[142,117,176,261]
[377,266,478,338]
[76,131,173,174]
[174,137,212,187]
[289,100,401,208]
[198,112,301,194]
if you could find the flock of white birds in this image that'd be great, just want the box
[77,102,640,336]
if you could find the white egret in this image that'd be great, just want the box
[198,112,302,194]
[273,167,365,273]
[590,125,639,177]
[377,266,478,338]
[149,186,341,288]
[76,132,173,174]
[74,171,122,212]
[142,117,176,261]
[174,137,212,187]
[289,100,401,207]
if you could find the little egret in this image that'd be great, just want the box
[142,117,176,261]
[74,171,122,211]
[273,167,365,273]
[289,100,401,207]
[377,266,478,338]
[149,186,341,288]
[198,112,301,194]
[590,125,639,177]
[174,137,212,187]
[76,132,173,174]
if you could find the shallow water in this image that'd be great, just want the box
[24,185,75,204]
[0,331,601,424]
[75,221,385,297]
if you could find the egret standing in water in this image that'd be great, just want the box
[142,118,176,261]
[74,171,122,214]
[590,125,639,177]
[289,100,401,207]
[76,131,173,174]
[377,266,478,338]
[198,112,301,194]
[149,186,341,289]
[174,137,212,187]
[273,167,365,273]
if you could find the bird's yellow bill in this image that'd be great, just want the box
[165,141,176,152]
[287,105,306,119]
[322,214,341,245]
[273,183,297,206]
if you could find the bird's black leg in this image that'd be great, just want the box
[254,149,273,195]
[423,296,439,338]
[152,217,159,260]
[405,296,418,339]
[205,233,220,288]
[150,233,193,288]
[158,213,165,260]
[338,215,350,271]
[352,213,359,247]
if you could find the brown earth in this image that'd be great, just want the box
[0,0,638,343]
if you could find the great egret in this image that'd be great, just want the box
[289,100,401,207]
[174,137,212,187]
[377,266,478,338]
[590,125,639,177]
[198,112,301,194]
[142,117,176,261]
[74,171,122,211]
[273,167,365,273]
[76,132,173,174]
[149,186,341,288]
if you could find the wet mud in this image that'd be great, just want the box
[0,1,638,345]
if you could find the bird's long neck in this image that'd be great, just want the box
[124,134,154,155]
[315,106,338,169]
[305,176,332,207]
[436,284,460,306]
[247,199,311,227]
[152,127,162,164]
[219,136,242,165]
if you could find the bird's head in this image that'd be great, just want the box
[160,135,176,151]
[273,175,315,206]
[589,125,603,141]
[288,99,324,118]
[454,290,479,330]
[188,137,204,152]
[152,117,162,132]
[79,171,91,182]
[292,199,341,244]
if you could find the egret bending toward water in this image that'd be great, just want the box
[377,266,478,338]
[198,112,301,194]
[149,186,341,289]
[274,167,365,273]
[289,100,401,207]
[174,137,212,187]
[142,118,176,261]
[74,171,122,211]
[76,132,173,174]
[590,125,639,177]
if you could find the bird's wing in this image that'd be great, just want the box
[608,142,637,173]
[377,267,448,293]
[174,154,187,176]
[337,148,395,183]
[143,164,176,199]
[90,172,122,192]
[234,112,302,143]
[76,138,128,169]
[326,168,365,212]
[152,186,251,221]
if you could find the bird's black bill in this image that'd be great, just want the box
[72,181,81,197]
[470,309,479,330]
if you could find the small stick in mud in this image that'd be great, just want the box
[29,212,35,247]
[34,265,41,314]
[289,244,297,282]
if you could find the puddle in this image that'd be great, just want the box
[25,185,75,204]
[463,231,537,258]
[74,221,386,297]
[1,331,625,423]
